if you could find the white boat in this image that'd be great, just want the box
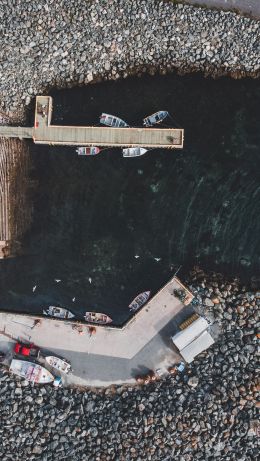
[143,111,169,127]
[76,146,101,156]
[43,306,75,319]
[10,359,54,384]
[45,356,71,374]
[122,148,148,158]
[129,291,151,312]
[84,311,112,325]
[100,113,129,128]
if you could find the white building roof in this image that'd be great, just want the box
[180,331,215,363]
[171,317,208,350]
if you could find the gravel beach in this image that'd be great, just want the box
[0,269,259,460]
[0,0,259,119]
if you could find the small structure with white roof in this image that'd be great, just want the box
[171,315,214,363]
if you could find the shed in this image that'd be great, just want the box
[171,317,208,350]
[179,331,215,363]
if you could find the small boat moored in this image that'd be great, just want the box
[10,359,54,384]
[84,311,112,325]
[143,111,169,127]
[45,356,71,374]
[76,146,101,156]
[43,306,75,319]
[122,147,148,158]
[129,291,151,312]
[100,113,129,128]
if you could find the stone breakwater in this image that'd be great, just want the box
[0,268,258,461]
[0,0,259,119]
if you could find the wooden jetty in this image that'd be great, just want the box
[0,138,33,258]
[0,96,184,149]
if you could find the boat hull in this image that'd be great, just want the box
[122,148,148,158]
[76,147,101,156]
[100,113,129,128]
[129,291,151,312]
[143,111,169,127]
[43,306,75,319]
[10,359,54,384]
[84,311,112,325]
[45,356,71,374]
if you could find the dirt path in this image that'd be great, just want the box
[181,0,260,18]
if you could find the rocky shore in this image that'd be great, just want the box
[0,0,259,120]
[0,268,258,460]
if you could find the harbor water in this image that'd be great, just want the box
[0,73,259,324]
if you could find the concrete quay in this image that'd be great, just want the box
[0,276,194,387]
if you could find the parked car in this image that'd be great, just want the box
[13,342,40,358]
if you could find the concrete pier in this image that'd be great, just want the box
[0,276,193,387]
[0,96,184,149]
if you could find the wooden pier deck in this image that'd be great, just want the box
[0,138,33,258]
[0,96,184,149]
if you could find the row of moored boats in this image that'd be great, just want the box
[43,290,151,325]
[100,110,169,128]
[10,356,72,385]
[76,110,170,158]
[9,291,151,384]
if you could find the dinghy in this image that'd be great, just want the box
[129,291,151,312]
[76,146,101,156]
[43,306,75,319]
[143,111,169,127]
[100,113,129,128]
[84,311,112,325]
[45,356,71,374]
[122,147,148,158]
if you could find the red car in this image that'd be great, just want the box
[14,342,39,358]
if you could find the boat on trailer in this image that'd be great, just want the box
[76,146,101,156]
[43,306,75,319]
[122,147,148,158]
[84,311,112,325]
[100,113,129,128]
[10,359,54,384]
[45,356,71,374]
[143,111,169,127]
[129,291,151,312]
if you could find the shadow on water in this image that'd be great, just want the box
[0,73,259,323]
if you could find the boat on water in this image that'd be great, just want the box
[45,356,71,374]
[129,291,151,312]
[84,312,112,325]
[43,306,75,319]
[10,359,54,384]
[76,146,101,156]
[100,113,129,128]
[122,147,148,158]
[143,111,169,127]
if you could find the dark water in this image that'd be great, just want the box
[0,73,259,324]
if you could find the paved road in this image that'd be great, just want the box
[0,317,183,387]
[182,0,260,18]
